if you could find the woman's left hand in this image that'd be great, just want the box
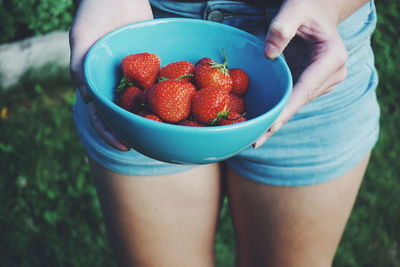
[253,0,368,148]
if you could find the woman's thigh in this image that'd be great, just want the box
[89,157,222,267]
[226,153,370,267]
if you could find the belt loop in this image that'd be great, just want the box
[203,1,210,20]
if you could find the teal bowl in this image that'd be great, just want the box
[84,18,292,164]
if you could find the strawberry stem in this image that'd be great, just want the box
[208,48,229,76]
[221,48,229,69]
[175,74,194,80]
[158,74,193,82]
[209,62,229,76]
[210,110,230,125]
[158,77,169,82]
[224,112,247,121]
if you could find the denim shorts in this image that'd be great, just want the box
[73,0,379,186]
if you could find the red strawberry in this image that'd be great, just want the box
[228,93,246,115]
[139,85,156,107]
[178,119,203,127]
[191,87,230,125]
[229,68,249,96]
[148,80,197,123]
[144,114,163,122]
[196,57,214,66]
[194,52,233,92]
[159,61,195,82]
[217,112,247,126]
[136,110,149,117]
[121,52,160,89]
[119,86,142,113]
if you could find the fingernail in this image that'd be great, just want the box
[265,43,279,59]
[270,120,286,135]
[252,132,271,149]
[118,144,131,152]
[252,140,262,149]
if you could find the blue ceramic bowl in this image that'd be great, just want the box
[84,18,292,164]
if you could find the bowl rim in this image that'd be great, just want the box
[84,17,293,133]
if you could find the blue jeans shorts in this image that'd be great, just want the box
[73,0,380,186]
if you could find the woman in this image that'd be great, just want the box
[70,0,379,266]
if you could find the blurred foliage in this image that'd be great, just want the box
[0,0,75,44]
[215,198,236,267]
[0,0,399,267]
[333,1,400,266]
[0,84,115,267]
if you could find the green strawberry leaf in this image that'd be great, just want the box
[116,76,134,92]
[210,110,229,125]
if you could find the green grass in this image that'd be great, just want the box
[0,84,115,267]
[332,2,400,266]
[1,1,399,266]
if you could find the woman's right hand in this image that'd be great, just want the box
[69,0,153,151]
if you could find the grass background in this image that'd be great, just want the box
[1,1,399,266]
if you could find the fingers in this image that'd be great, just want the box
[70,62,92,104]
[70,32,130,152]
[88,102,131,151]
[294,32,348,96]
[70,25,129,151]
[264,1,304,59]
[254,32,348,149]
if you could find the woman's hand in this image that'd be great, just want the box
[253,0,369,148]
[69,0,153,151]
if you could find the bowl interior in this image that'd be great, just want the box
[85,18,292,121]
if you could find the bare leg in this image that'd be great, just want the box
[227,153,371,267]
[88,158,222,267]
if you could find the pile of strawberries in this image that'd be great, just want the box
[116,50,250,126]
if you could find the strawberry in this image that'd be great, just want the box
[148,80,197,123]
[228,93,246,115]
[119,86,142,113]
[229,68,249,96]
[139,85,156,107]
[196,57,214,66]
[144,114,163,122]
[217,112,247,126]
[194,51,233,92]
[121,52,160,89]
[191,87,230,125]
[136,110,149,117]
[178,119,203,127]
[159,61,195,82]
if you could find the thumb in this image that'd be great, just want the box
[265,3,303,59]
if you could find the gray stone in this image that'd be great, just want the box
[0,31,71,90]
